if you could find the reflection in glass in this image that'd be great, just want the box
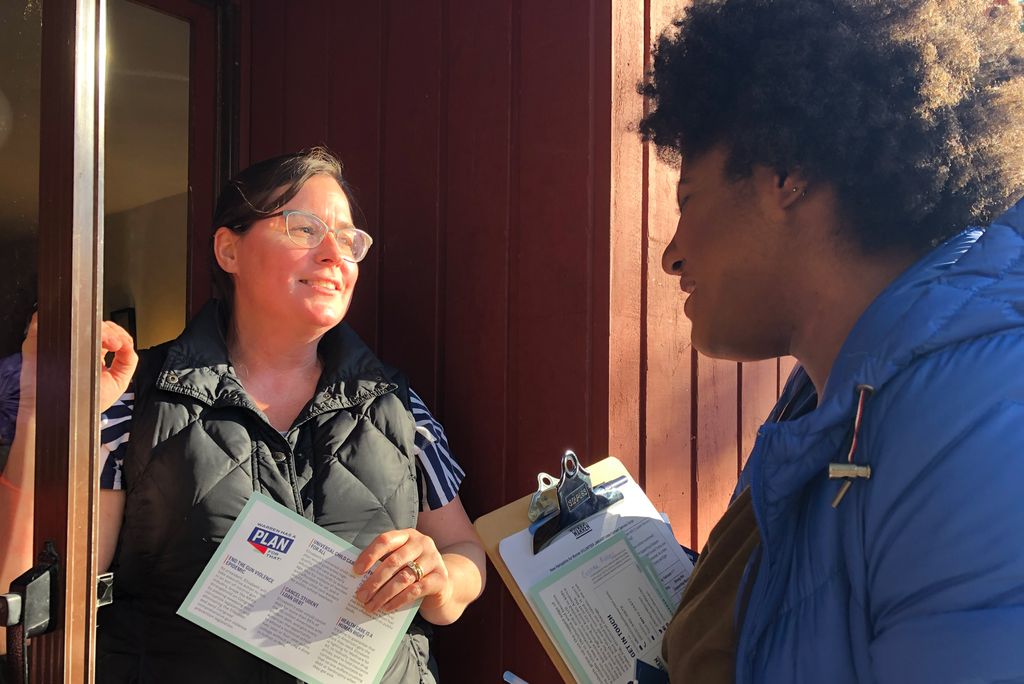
[0,0,41,467]
[105,0,190,349]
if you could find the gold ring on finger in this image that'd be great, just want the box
[406,560,424,582]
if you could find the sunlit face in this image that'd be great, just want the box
[217,174,360,334]
[661,146,793,361]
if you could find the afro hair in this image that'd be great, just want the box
[639,0,1024,253]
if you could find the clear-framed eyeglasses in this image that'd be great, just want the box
[264,209,373,263]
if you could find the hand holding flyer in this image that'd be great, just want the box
[178,493,420,684]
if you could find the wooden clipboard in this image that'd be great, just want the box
[473,457,630,684]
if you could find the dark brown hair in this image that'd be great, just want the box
[211,146,366,310]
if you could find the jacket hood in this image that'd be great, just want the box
[749,200,1024,531]
[826,200,1024,403]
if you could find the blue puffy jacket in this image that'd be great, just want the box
[734,202,1024,683]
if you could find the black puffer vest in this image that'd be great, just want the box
[97,301,435,683]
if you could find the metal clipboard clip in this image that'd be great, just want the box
[527,471,559,523]
[531,450,624,554]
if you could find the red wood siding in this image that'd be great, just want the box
[240,2,796,680]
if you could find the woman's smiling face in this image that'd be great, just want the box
[661,146,797,361]
[217,174,361,333]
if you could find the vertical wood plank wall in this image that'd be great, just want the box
[241,2,794,680]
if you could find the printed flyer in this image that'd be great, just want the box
[499,471,694,683]
[178,493,419,684]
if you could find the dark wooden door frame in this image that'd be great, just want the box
[28,1,226,679]
[32,0,105,680]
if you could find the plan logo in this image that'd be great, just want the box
[247,526,295,558]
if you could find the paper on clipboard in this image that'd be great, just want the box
[494,460,694,684]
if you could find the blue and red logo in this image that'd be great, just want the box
[247,526,295,555]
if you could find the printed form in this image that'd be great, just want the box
[178,493,419,684]
[500,475,694,684]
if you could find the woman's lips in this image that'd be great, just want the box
[680,278,696,294]
[299,278,342,295]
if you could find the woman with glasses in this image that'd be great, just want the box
[3,148,485,683]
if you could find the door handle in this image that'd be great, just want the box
[2,541,59,684]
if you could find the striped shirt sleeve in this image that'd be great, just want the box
[409,388,466,511]
[99,387,134,490]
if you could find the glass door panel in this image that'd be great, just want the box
[0,0,41,473]
[104,0,190,348]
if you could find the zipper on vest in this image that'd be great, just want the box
[268,432,305,516]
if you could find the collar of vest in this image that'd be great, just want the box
[153,299,397,415]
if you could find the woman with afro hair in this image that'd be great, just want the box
[641,1,1024,682]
